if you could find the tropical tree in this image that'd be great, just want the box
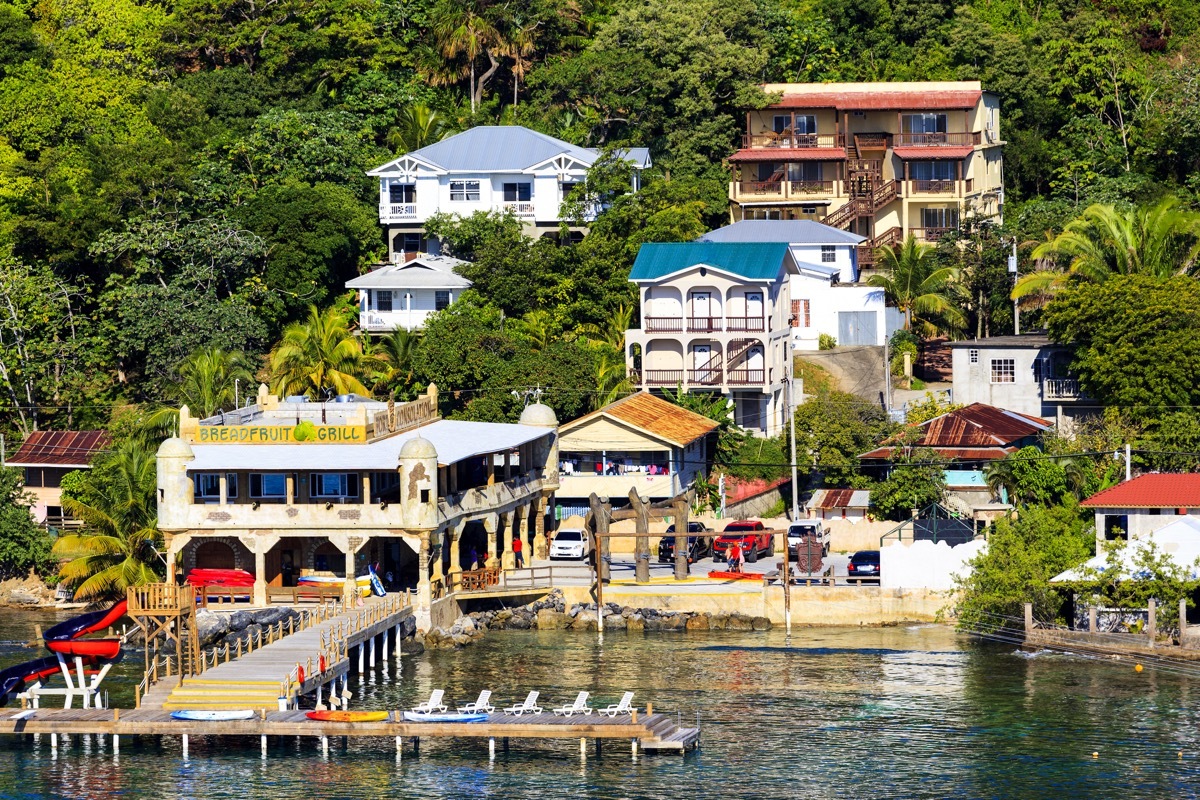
[268,305,380,399]
[54,443,162,602]
[509,309,561,352]
[173,347,255,418]
[867,235,965,335]
[372,328,422,398]
[1014,198,1200,301]
[387,104,452,153]
[431,0,504,113]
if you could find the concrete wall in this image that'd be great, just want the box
[881,538,985,590]
[796,345,886,402]
[827,520,894,552]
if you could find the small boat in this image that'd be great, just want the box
[305,710,390,723]
[707,570,763,581]
[401,711,489,723]
[298,575,372,597]
[368,566,386,597]
[170,710,256,721]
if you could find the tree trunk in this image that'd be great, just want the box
[474,51,500,111]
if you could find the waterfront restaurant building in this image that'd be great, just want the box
[156,385,559,630]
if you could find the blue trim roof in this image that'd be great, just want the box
[629,242,793,282]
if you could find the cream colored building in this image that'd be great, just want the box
[625,242,798,436]
[156,385,559,630]
[729,81,1004,263]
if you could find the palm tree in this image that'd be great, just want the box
[578,304,633,350]
[432,1,503,113]
[269,305,380,399]
[509,309,561,352]
[593,348,631,410]
[867,235,966,335]
[54,443,162,602]
[499,20,539,106]
[174,347,255,418]
[983,457,1020,505]
[1014,198,1200,302]
[387,104,452,153]
[372,328,422,397]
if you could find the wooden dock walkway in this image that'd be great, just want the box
[0,707,700,756]
[157,594,413,711]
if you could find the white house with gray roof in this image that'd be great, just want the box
[697,220,890,349]
[346,254,472,333]
[367,126,651,259]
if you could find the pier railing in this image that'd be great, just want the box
[452,566,556,594]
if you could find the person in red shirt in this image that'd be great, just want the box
[728,541,743,573]
[513,535,524,568]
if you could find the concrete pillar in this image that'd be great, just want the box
[501,509,518,570]
[254,549,268,607]
[1088,606,1097,633]
[534,495,549,560]
[344,547,357,603]
[447,526,462,590]
[1023,603,1033,632]
[1148,598,1157,644]
[484,515,500,569]
[430,531,444,595]
[1181,598,1189,639]
[416,532,432,611]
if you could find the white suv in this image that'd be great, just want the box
[549,529,591,560]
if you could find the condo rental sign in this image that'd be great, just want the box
[195,420,367,444]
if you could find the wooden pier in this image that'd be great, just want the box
[0,706,700,757]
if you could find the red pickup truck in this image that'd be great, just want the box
[712,520,773,563]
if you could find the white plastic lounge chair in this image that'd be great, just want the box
[457,690,494,713]
[600,692,635,717]
[411,689,447,715]
[503,691,542,715]
[552,691,592,716]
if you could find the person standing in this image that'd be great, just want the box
[469,546,479,571]
[729,541,743,573]
[513,535,524,568]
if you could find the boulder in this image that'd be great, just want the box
[727,614,753,631]
[536,608,570,630]
[685,614,710,631]
[508,615,531,630]
[603,613,627,631]
[451,633,473,647]
[252,606,288,627]
[626,614,645,633]
[709,613,729,630]
[194,609,230,648]
[570,610,599,631]
[400,639,425,656]
[458,616,477,635]
[751,616,772,631]
[658,614,687,632]
[6,589,41,605]
[228,610,254,632]
[494,609,514,622]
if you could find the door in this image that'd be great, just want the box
[745,292,764,330]
[690,292,713,330]
[692,344,715,384]
[838,311,878,346]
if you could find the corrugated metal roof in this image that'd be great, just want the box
[772,90,982,110]
[807,488,870,509]
[187,420,552,471]
[859,403,1050,460]
[629,242,793,282]
[860,446,1016,461]
[560,392,717,448]
[728,148,847,162]
[345,255,472,290]
[698,220,865,246]
[1081,474,1200,508]
[8,431,111,468]
[893,146,975,160]
[946,334,1053,349]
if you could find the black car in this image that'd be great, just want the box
[847,550,881,583]
[657,522,713,563]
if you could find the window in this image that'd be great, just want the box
[790,299,810,327]
[311,473,361,499]
[435,291,451,311]
[788,162,820,182]
[561,181,581,198]
[821,245,836,263]
[388,183,415,203]
[375,290,392,312]
[194,473,238,500]
[922,207,959,229]
[969,349,979,363]
[250,473,287,499]
[449,180,480,201]
[502,183,531,202]
[794,115,817,134]
[990,358,1015,383]
[910,161,955,181]
[399,233,423,253]
[902,113,948,134]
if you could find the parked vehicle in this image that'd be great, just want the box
[847,550,881,583]
[787,520,830,558]
[712,520,771,563]
[657,522,713,563]
[550,529,591,561]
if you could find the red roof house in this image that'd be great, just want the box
[1082,473,1200,546]
[860,403,1051,461]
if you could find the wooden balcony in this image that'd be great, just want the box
[893,132,980,147]
[379,203,417,222]
[644,316,684,333]
[736,180,786,197]
[742,133,844,149]
[726,316,766,332]
[732,180,835,201]
[727,369,766,385]
[789,180,835,195]
[687,316,722,333]
[910,179,956,194]
[912,227,953,242]
[687,368,723,386]
[1042,378,1086,400]
[642,369,685,386]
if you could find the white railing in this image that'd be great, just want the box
[381,203,417,221]
[1043,378,1082,400]
[504,201,536,218]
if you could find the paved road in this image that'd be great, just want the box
[537,551,882,589]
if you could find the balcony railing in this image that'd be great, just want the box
[725,316,766,332]
[642,369,685,386]
[687,368,723,386]
[910,179,955,194]
[644,316,684,333]
[381,203,417,221]
[737,180,785,196]
[687,316,722,333]
[503,201,535,218]
[912,227,953,242]
[893,132,981,147]
[727,369,766,385]
[789,180,835,194]
[742,133,844,149]
[1043,378,1084,400]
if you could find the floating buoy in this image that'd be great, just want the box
[1093,752,1099,759]
[1135,663,1144,673]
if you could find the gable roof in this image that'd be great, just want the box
[346,255,472,290]
[629,242,794,283]
[1081,474,1200,509]
[369,126,651,175]
[763,81,983,111]
[859,403,1051,460]
[698,220,865,246]
[559,392,717,449]
[947,334,1053,349]
[8,431,111,468]
[807,488,871,509]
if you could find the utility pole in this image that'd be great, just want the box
[1009,239,1020,336]
[787,359,799,523]
[1125,443,1132,482]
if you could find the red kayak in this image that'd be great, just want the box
[707,571,763,581]
[45,638,122,659]
[186,568,255,587]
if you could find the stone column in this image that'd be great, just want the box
[416,532,432,612]
[502,507,520,570]
[484,514,500,569]
[534,495,549,560]
[254,549,268,607]
[447,525,463,590]
[430,531,444,594]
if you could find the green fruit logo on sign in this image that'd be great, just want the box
[293,421,317,441]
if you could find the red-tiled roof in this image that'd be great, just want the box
[859,403,1050,461]
[1081,474,1200,508]
[772,90,982,111]
[728,148,847,163]
[8,431,111,468]
[893,146,975,160]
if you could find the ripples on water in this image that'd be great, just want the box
[3,609,1200,799]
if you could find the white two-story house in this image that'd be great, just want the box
[625,242,798,436]
[346,254,471,333]
[697,220,891,348]
[367,126,651,259]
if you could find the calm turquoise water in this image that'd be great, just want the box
[3,607,1200,799]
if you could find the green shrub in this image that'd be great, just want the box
[818,333,836,350]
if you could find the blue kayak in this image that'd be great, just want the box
[401,711,488,723]
[170,710,256,722]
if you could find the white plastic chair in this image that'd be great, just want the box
[503,691,542,715]
[410,689,447,715]
[552,691,593,716]
[457,690,494,713]
[600,692,636,717]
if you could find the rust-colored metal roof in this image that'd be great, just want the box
[859,404,1050,461]
[809,488,871,509]
[728,148,847,163]
[772,90,982,110]
[1082,474,1200,508]
[892,146,975,160]
[559,392,718,448]
[860,446,1016,461]
[8,430,111,468]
